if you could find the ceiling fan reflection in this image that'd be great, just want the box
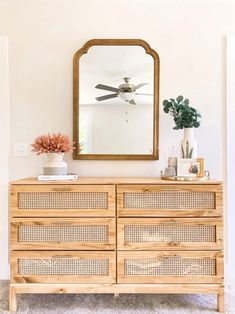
[95,77,153,105]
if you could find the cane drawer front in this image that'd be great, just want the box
[11,218,116,250]
[11,251,116,284]
[117,251,223,284]
[117,218,223,250]
[117,185,222,217]
[11,185,115,217]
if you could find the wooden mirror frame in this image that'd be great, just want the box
[73,39,160,160]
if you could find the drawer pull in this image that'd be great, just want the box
[52,221,72,225]
[160,188,182,192]
[51,255,73,259]
[51,188,73,192]
[169,242,180,246]
[163,255,182,258]
[160,220,178,224]
[143,188,150,192]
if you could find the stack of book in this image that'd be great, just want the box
[37,174,78,181]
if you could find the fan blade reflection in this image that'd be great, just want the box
[95,93,118,101]
[95,84,119,92]
[135,83,148,90]
[135,93,153,96]
[129,99,136,105]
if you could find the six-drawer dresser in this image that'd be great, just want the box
[9,177,224,312]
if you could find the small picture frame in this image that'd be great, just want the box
[177,158,204,177]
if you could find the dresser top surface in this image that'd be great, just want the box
[10,177,222,185]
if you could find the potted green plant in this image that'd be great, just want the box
[163,95,201,158]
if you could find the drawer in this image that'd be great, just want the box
[11,218,115,250]
[11,185,115,217]
[117,185,223,217]
[11,251,116,283]
[117,251,223,284]
[117,218,223,250]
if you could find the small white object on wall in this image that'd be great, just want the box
[14,143,28,157]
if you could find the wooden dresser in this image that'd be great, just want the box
[9,177,224,312]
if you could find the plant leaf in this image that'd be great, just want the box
[163,99,169,106]
[193,121,200,128]
[181,145,185,158]
[176,95,184,103]
[184,98,189,105]
[189,148,193,158]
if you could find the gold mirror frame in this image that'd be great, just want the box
[73,39,160,160]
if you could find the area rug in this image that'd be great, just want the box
[1,281,234,313]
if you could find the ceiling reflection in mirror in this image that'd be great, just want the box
[73,40,159,160]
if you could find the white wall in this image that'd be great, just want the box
[226,35,235,279]
[0,36,9,279]
[80,104,153,154]
[0,0,234,279]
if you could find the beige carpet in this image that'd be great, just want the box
[1,281,235,314]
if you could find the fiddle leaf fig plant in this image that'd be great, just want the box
[163,96,201,130]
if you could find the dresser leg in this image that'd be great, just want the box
[217,290,224,313]
[9,286,17,313]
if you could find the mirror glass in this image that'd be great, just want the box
[73,40,159,160]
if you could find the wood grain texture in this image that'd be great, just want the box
[11,218,116,250]
[9,177,224,313]
[9,286,17,312]
[217,287,225,313]
[11,251,116,284]
[73,39,159,160]
[10,184,115,217]
[11,283,222,294]
[117,251,224,284]
[10,177,223,185]
[117,184,223,217]
[117,218,223,250]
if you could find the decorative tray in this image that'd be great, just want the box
[162,176,209,182]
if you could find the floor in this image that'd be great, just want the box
[1,281,235,314]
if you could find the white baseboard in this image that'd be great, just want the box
[0,264,9,280]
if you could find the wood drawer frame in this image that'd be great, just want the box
[11,218,116,250]
[117,218,223,250]
[9,178,224,313]
[10,185,115,217]
[117,251,224,284]
[117,184,223,217]
[11,251,116,284]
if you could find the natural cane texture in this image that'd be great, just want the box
[31,133,75,155]
[9,180,224,313]
[124,257,216,276]
[124,224,216,243]
[18,192,108,210]
[19,258,109,276]
[124,192,215,210]
[19,225,109,243]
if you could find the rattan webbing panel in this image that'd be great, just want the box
[124,192,215,209]
[19,258,109,275]
[124,257,216,276]
[124,225,216,243]
[19,225,109,243]
[18,192,108,210]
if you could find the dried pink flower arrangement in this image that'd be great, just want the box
[31,133,75,155]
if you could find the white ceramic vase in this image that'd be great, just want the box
[181,128,197,158]
[43,153,68,175]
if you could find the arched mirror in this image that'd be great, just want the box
[73,39,159,160]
